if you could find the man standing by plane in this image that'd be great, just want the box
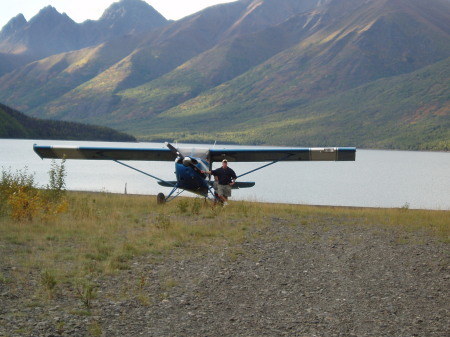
[202,159,236,205]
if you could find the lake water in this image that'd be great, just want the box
[1,139,449,210]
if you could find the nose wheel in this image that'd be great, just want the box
[157,193,165,204]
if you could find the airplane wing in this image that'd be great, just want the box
[33,145,175,161]
[34,144,356,162]
[208,147,356,162]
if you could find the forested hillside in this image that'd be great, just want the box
[0,103,136,141]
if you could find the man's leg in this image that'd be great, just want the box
[218,184,231,206]
[217,185,228,204]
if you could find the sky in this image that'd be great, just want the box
[0,0,237,29]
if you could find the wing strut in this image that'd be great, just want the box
[165,186,185,202]
[110,159,176,187]
[236,153,294,179]
[237,160,280,179]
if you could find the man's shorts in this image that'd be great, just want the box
[217,184,232,197]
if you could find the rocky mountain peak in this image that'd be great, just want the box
[98,0,167,31]
[0,0,169,61]
[0,14,27,39]
[28,6,74,26]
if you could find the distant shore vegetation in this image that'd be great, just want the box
[0,103,136,142]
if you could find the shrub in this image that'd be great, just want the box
[0,167,39,220]
[74,278,97,310]
[0,159,68,221]
[0,167,34,214]
[46,158,67,201]
[7,186,42,221]
[177,199,189,214]
[41,270,58,298]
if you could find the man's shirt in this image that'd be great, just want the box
[211,167,237,185]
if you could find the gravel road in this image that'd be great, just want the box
[1,215,449,336]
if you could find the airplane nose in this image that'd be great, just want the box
[182,157,192,166]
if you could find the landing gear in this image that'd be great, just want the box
[157,193,165,204]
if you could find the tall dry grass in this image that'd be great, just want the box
[0,192,264,285]
[0,191,448,305]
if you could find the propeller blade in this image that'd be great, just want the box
[166,142,205,177]
[165,142,184,159]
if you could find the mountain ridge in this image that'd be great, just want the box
[0,0,168,71]
[0,0,449,150]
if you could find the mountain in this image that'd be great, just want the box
[0,103,136,141]
[79,0,168,47]
[114,55,450,151]
[0,0,168,71]
[0,0,449,150]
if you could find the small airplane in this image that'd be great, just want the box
[33,142,356,203]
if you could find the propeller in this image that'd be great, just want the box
[165,142,205,176]
[165,142,183,159]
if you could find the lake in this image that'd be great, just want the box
[1,139,449,210]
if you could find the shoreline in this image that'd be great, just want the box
[65,189,450,211]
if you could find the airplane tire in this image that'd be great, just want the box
[157,193,165,204]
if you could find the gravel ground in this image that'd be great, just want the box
[1,215,449,336]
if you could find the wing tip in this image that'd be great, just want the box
[337,147,356,161]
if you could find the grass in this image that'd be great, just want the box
[0,192,258,283]
[0,191,448,307]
